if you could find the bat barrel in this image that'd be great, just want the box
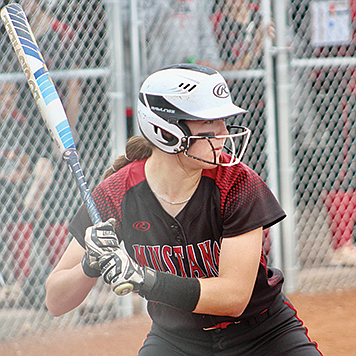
[0,3,74,155]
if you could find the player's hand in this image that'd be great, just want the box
[267,21,275,40]
[82,218,119,278]
[99,241,144,294]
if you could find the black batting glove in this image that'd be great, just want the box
[82,218,119,278]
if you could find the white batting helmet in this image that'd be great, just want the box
[137,64,250,166]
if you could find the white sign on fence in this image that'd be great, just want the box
[311,0,352,47]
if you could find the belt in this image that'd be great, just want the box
[203,309,268,331]
[203,294,283,331]
[203,321,242,331]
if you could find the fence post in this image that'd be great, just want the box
[273,0,298,293]
[129,0,142,136]
[105,0,134,315]
[105,0,127,158]
[260,0,283,270]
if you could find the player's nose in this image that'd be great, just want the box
[215,120,229,135]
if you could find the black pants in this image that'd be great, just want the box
[138,293,323,356]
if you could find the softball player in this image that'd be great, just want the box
[46,64,323,356]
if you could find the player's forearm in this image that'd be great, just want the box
[45,263,97,317]
[193,229,262,316]
[194,277,252,317]
[139,269,252,318]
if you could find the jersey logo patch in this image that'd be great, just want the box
[133,221,151,231]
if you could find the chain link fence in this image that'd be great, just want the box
[0,0,355,342]
[289,0,356,291]
[0,0,132,339]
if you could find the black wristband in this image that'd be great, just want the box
[139,267,201,312]
[81,254,101,278]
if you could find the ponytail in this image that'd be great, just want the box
[103,136,153,180]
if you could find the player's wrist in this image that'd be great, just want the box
[81,254,101,278]
[139,267,201,312]
[138,267,157,295]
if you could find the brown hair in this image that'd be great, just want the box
[103,136,153,180]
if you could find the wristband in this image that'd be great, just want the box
[81,254,101,278]
[139,267,201,312]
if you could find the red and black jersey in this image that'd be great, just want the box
[69,153,286,330]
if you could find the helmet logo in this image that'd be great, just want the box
[151,106,175,114]
[213,83,229,98]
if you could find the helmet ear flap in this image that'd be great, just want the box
[158,121,191,152]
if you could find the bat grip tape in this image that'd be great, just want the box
[139,267,201,312]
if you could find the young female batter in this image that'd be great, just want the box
[46,64,322,356]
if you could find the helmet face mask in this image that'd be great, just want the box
[184,125,251,166]
[137,64,250,165]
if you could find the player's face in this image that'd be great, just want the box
[184,119,229,167]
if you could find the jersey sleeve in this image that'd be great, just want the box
[67,204,91,248]
[220,164,286,238]
[67,160,145,247]
[67,179,120,248]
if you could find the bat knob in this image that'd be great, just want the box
[114,282,134,296]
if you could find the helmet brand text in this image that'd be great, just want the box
[151,106,175,114]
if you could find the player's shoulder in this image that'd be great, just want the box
[100,159,146,192]
[93,160,147,213]
[218,161,259,183]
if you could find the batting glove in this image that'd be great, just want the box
[100,241,144,294]
[82,218,119,278]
